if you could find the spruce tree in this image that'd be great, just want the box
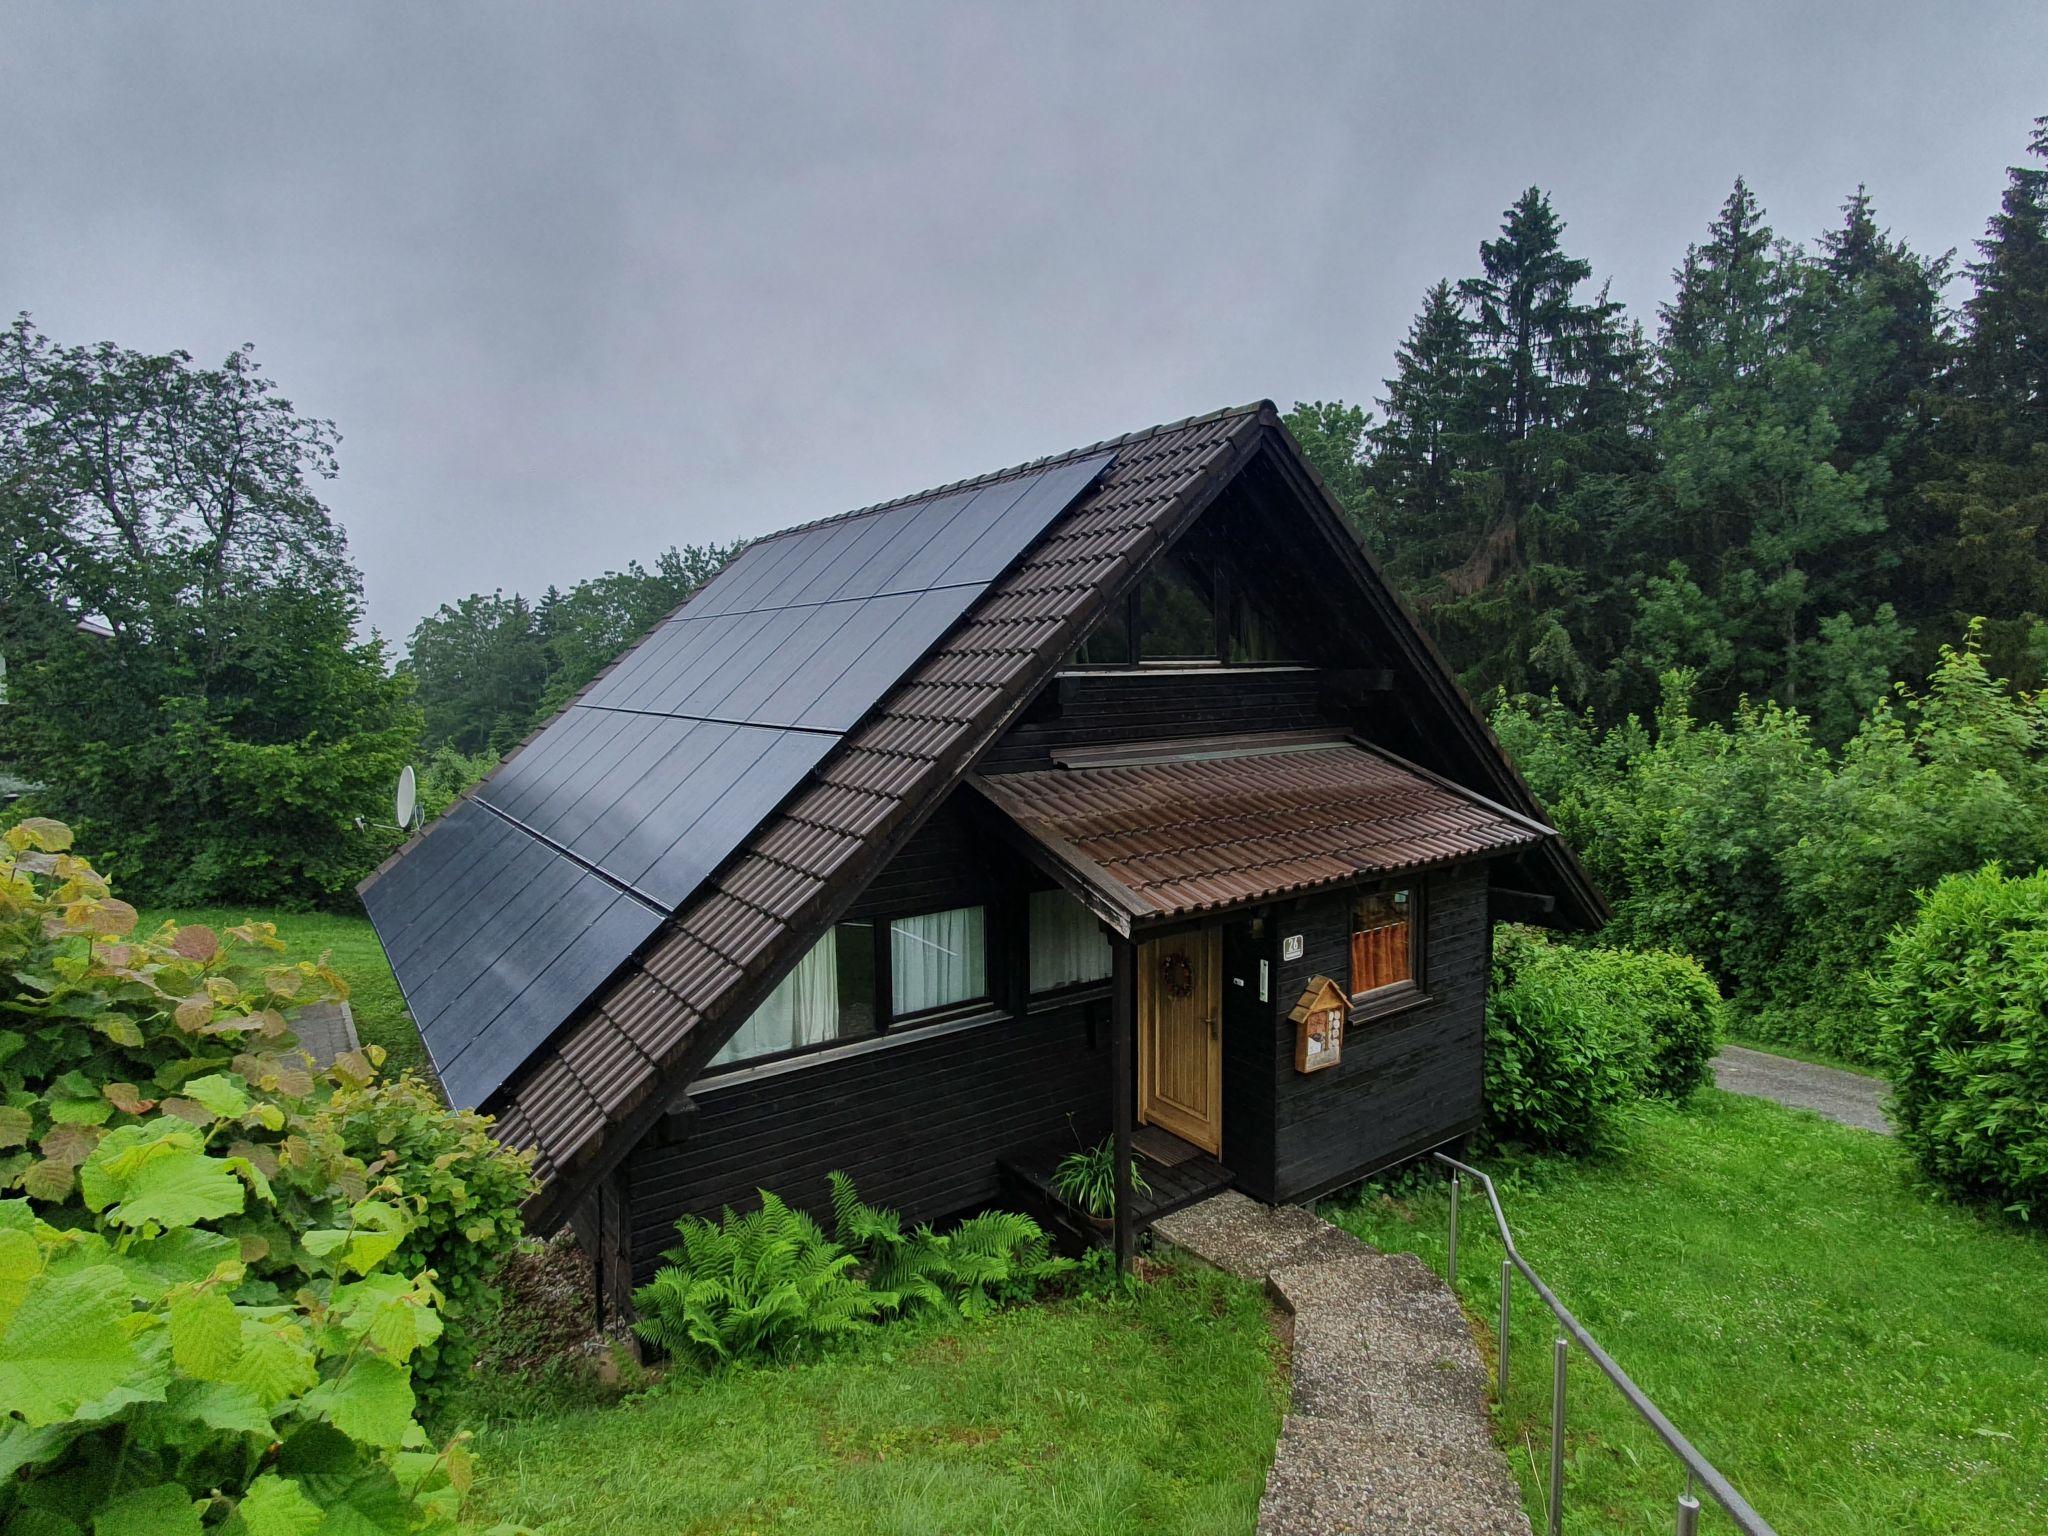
[1916,116,2048,686]
[1365,190,1647,702]
[1637,179,1885,722]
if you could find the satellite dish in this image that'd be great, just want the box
[394,765,418,832]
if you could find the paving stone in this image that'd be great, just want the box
[1151,1189,1329,1280]
[1260,1412,1533,1536]
[1156,1192,1529,1536]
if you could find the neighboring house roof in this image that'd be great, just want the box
[967,735,1549,931]
[360,402,1604,1234]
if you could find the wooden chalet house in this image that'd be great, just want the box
[360,403,1603,1315]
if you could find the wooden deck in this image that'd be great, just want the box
[999,1128,1233,1242]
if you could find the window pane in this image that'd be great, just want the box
[891,906,987,1015]
[1029,889,1111,992]
[1229,588,1295,663]
[1350,888,1414,995]
[711,927,875,1066]
[1138,553,1216,661]
[1069,601,1132,666]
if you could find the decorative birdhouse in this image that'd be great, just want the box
[1290,975,1348,1073]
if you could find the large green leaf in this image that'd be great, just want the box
[236,1319,318,1408]
[164,1378,273,1439]
[92,1483,203,1536]
[79,1123,244,1230]
[168,1287,241,1380]
[234,1474,323,1536]
[303,1356,416,1449]
[0,1225,42,1323]
[119,1228,240,1299]
[180,1073,250,1121]
[0,1264,141,1426]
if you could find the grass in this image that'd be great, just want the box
[138,906,425,1077]
[453,1258,1287,1536]
[1330,1091,2048,1535]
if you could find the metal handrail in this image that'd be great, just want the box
[1433,1151,1774,1536]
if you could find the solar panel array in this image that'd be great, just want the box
[362,451,1116,1109]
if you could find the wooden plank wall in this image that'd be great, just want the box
[622,1005,1108,1285]
[979,669,1328,773]
[1218,916,1278,1198]
[1265,865,1490,1202]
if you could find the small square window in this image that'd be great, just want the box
[1351,888,1418,998]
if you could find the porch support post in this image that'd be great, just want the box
[1110,933,1137,1277]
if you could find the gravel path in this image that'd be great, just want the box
[1712,1044,1891,1133]
[1155,1192,1530,1536]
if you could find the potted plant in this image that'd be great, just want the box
[1052,1136,1151,1229]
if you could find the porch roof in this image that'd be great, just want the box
[969,734,1552,933]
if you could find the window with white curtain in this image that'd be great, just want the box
[890,905,987,1016]
[1029,889,1111,993]
[709,927,866,1067]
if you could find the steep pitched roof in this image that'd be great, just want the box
[364,401,1603,1234]
[387,406,1269,1232]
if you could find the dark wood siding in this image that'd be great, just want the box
[979,669,1329,773]
[566,1172,636,1325]
[841,793,1008,921]
[1218,915,1278,1199]
[623,1004,1109,1284]
[1266,865,1490,1202]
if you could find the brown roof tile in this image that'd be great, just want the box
[971,740,1550,925]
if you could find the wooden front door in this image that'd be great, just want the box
[1138,929,1222,1155]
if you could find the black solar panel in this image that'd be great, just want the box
[362,450,1114,1108]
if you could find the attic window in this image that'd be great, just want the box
[1138,554,1216,661]
[1063,550,1300,668]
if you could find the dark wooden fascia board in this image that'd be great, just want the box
[1247,419,1610,929]
[518,413,1269,1236]
[963,776,1149,938]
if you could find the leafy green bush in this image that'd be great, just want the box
[1483,929,1649,1153]
[827,1172,1071,1317]
[631,1191,889,1368]
[1877,864,2048,1217]
[0,817,479,1531]
[1497,631,2048,1064]
[1582,946,1723,1100]
[332,1071,532,1408]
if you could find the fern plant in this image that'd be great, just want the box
[828,1172,1072,1318]
[632,1191,890,1367]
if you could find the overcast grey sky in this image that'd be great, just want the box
[5,3,2044,641]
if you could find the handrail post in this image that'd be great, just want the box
[1498,1258,1512,1404]
[1447,1168,1460,1288]
[1549,1337,1568,1536]
[1675,1492,1700,1535]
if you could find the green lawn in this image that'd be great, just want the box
[455,1259,1286,1536]
[1331,1092,2048,1535]
[138,906,424,1077]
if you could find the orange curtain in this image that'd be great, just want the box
[1350,918,1411,994]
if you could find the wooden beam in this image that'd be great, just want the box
[1110,934,1137,1277]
